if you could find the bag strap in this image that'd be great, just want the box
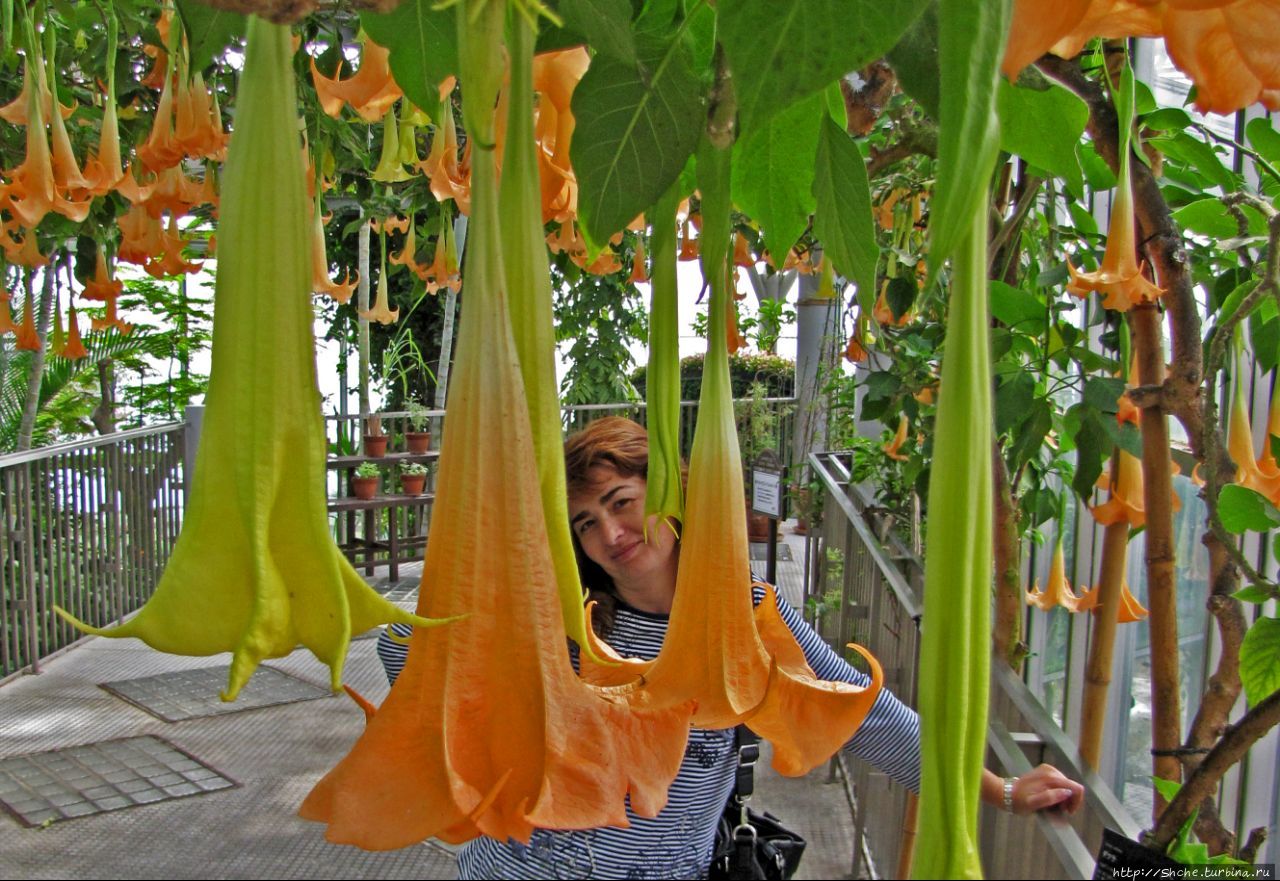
[732,726,761,810]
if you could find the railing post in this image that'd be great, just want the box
[183,404,205,507]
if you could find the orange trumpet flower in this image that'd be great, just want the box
[118,204,166,266]
[310,197,357,303]
[359,253,399,326]
[1003,0,1278,115]
[145,215,204,279]
[883,413,910,461]
[62,304,88,360]
[1066,159,1162,312]
[91,295,133,335]
[629,236,648,284]
[302,12,692,841]
[0,291,17,334]
[5,65,91,227]
[136,65,182,173]
[310,35,403,123]
[15,289,40,351]
[1076,578,1148,623]
[81,99,127,196]
[1025,535,1083,612]
[1227,361,1280,502]
[4,229,50,268]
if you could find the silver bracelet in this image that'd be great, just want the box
[1003,776,1018,813]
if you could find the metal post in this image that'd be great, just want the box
[183,404,205,507]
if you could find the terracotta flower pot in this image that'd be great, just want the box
[747,511,772,542]
[400,474,427,495]
[363,435,388,457]
[405,431,432,455]
[352,476,379,500]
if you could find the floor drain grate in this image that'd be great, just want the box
[0,735,237,828]
[749,542,794,562]
[100,664,332,723]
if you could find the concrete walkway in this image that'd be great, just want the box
[1,528,864,880]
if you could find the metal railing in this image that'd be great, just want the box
[325,397,798,468]
[0,423,187,682]
[806,450,1140,880]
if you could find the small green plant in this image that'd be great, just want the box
[355,462,381,479]
[399,461,428,477]
[405,400,429,432]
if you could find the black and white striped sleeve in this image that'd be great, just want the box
[764,584,922,794]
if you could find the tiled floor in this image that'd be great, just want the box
[100,665,332,723]
[0,736,236,827]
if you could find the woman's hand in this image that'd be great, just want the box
[981,764,1085,815]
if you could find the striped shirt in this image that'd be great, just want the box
[377,583,921,880]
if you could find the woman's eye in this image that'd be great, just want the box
[577,519,594,535]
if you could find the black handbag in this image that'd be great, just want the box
[708,727,807,881]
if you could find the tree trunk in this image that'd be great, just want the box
[1079,515,1130,770]
[357,219,371,417]
[92,358,117,435]
[17,263,56,451]
[992,447,1025,668]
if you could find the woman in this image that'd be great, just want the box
[380,417,1083,879]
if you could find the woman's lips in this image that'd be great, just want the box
[610,541,640,563]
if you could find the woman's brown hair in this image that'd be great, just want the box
[563,416,683,636]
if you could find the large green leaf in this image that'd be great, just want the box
[1151,130,1238,192]
[1246,116,1280,166]
[176,0,244,71]
[1240,617,1280,708]
[558,0,635,64]
[572,31,705,243]
[718,0,930,136]
[731,93,823,268]
[927,0,1010,276]
[887,0,939,118]
[1174,197,1269,239]
[997,77,1086,194]
[812,115,878,301]
[988,280,1044,331]
[361,1,456,116]
[1218,485,1280,534]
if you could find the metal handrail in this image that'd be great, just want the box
[806,450,1136,878]
[0,421,183,467]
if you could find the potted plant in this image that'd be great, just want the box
[363,414,388,457]
[352,461,381,500]
[405,401,432,454]
[399,460,429,495]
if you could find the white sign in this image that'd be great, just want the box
[751,470,783,518]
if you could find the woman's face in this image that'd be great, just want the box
[568,465,677,586]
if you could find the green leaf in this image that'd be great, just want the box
[1246,116,1280,166]
[175,0,244,71]
[886,0,939,118]
[718,0,930,136]
[559,0,636,64]
[1142,107,1192,132]
[927,0,1010,275]
[1173,198,1237,238]
[1151,776,1182,804]
[1083,376,1125,414]
[1080,141,1118,190]
[1232,584,1274,604]
[989,281,1044,331]
[1066,201,1099,237]
[1240,616,1280,707]
[812,115,878,301]
[732,93,824,264]
[361,1,456,116]
[1251,313,1280,373]
[1008,398,1052,471]
[1100,418,1143,459]
[1151,131,1238,192]
[1218,484,1280,534]
[997,78,1086,194]
[995,372,1034,435]
[1071,410,1107,503]
[572,30,705,243]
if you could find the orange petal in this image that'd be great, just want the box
[62,304,88,360]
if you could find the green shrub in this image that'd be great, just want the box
[631,352,794,401]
